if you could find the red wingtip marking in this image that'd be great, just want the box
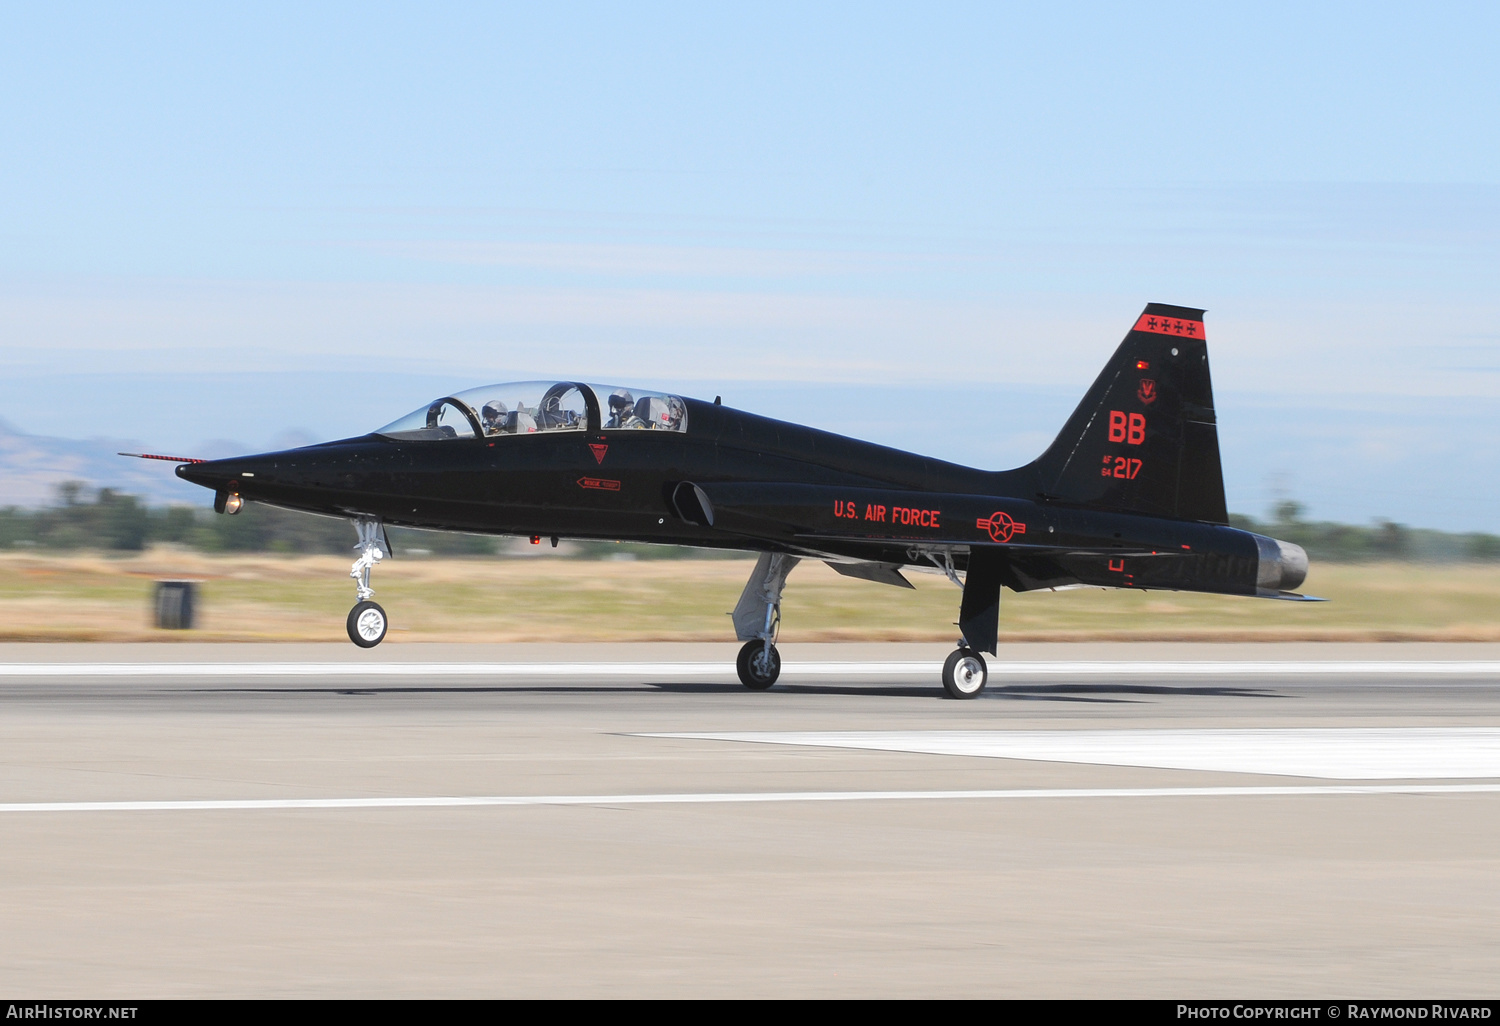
[118,452,206,464]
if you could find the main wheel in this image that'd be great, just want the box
[347,600,388,648]
[736,640,781,690]
[942,647,987,699]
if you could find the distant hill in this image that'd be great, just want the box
[0,418,231,507]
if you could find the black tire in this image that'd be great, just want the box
[942,647,987,699]
[347,600,388,648]
[736,640,781,690]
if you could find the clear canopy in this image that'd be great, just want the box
[589,383,687,432]
[376,381,687,440]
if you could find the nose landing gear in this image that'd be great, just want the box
[348,600,388,648]
[346,518,390,648]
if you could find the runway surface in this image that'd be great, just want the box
[3,640,1500,997]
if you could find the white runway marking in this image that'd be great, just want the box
[647,729,1500,780]
[0,662,738,678]
[1,661,1499,678]
[4,783,1500,814]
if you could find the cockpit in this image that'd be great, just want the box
[375,382,688,441]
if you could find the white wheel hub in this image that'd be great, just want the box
[356,607,386,641]
[952,655,986,694]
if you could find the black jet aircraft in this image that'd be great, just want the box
[137,303,1312,698]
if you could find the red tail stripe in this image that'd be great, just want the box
[1132,314,1206,340]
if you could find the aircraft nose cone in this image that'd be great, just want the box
[176,455,274,495]
[176,459,231,489]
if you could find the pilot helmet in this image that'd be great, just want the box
[481,400,508,429]
[608,390,634,414]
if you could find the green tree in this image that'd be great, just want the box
[1465,533,1500,561]
[1371,520,1411,559]
[98,489,149,550]
[1272,500,1305,527]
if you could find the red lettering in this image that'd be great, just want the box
[1128,412,1146,445]
[874,504,941,528]
[1108,410,1126,442]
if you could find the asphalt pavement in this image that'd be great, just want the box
[2,641,1498,997]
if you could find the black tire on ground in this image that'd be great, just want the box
[736,639,781,690]
[942,647,988,699]
[347,600,389,648]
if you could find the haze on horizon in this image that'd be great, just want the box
[1,3,1497,529]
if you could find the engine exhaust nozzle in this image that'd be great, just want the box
[1252,534,1309,593]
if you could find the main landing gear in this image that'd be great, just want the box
[346,518,389,648]
[940,546,1002,699]
[736,639,781,690]
[732,553,799,690]
[729,549,997,698]
[942,646,988,699]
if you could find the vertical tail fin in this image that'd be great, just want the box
[1030,303,1228,524]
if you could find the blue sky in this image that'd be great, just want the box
[1,3,1497,527]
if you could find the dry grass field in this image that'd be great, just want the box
[0,549,1497,643]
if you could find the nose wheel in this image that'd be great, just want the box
[942,647,988,699]
[347,600,388,648]
[345,518,391,647]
